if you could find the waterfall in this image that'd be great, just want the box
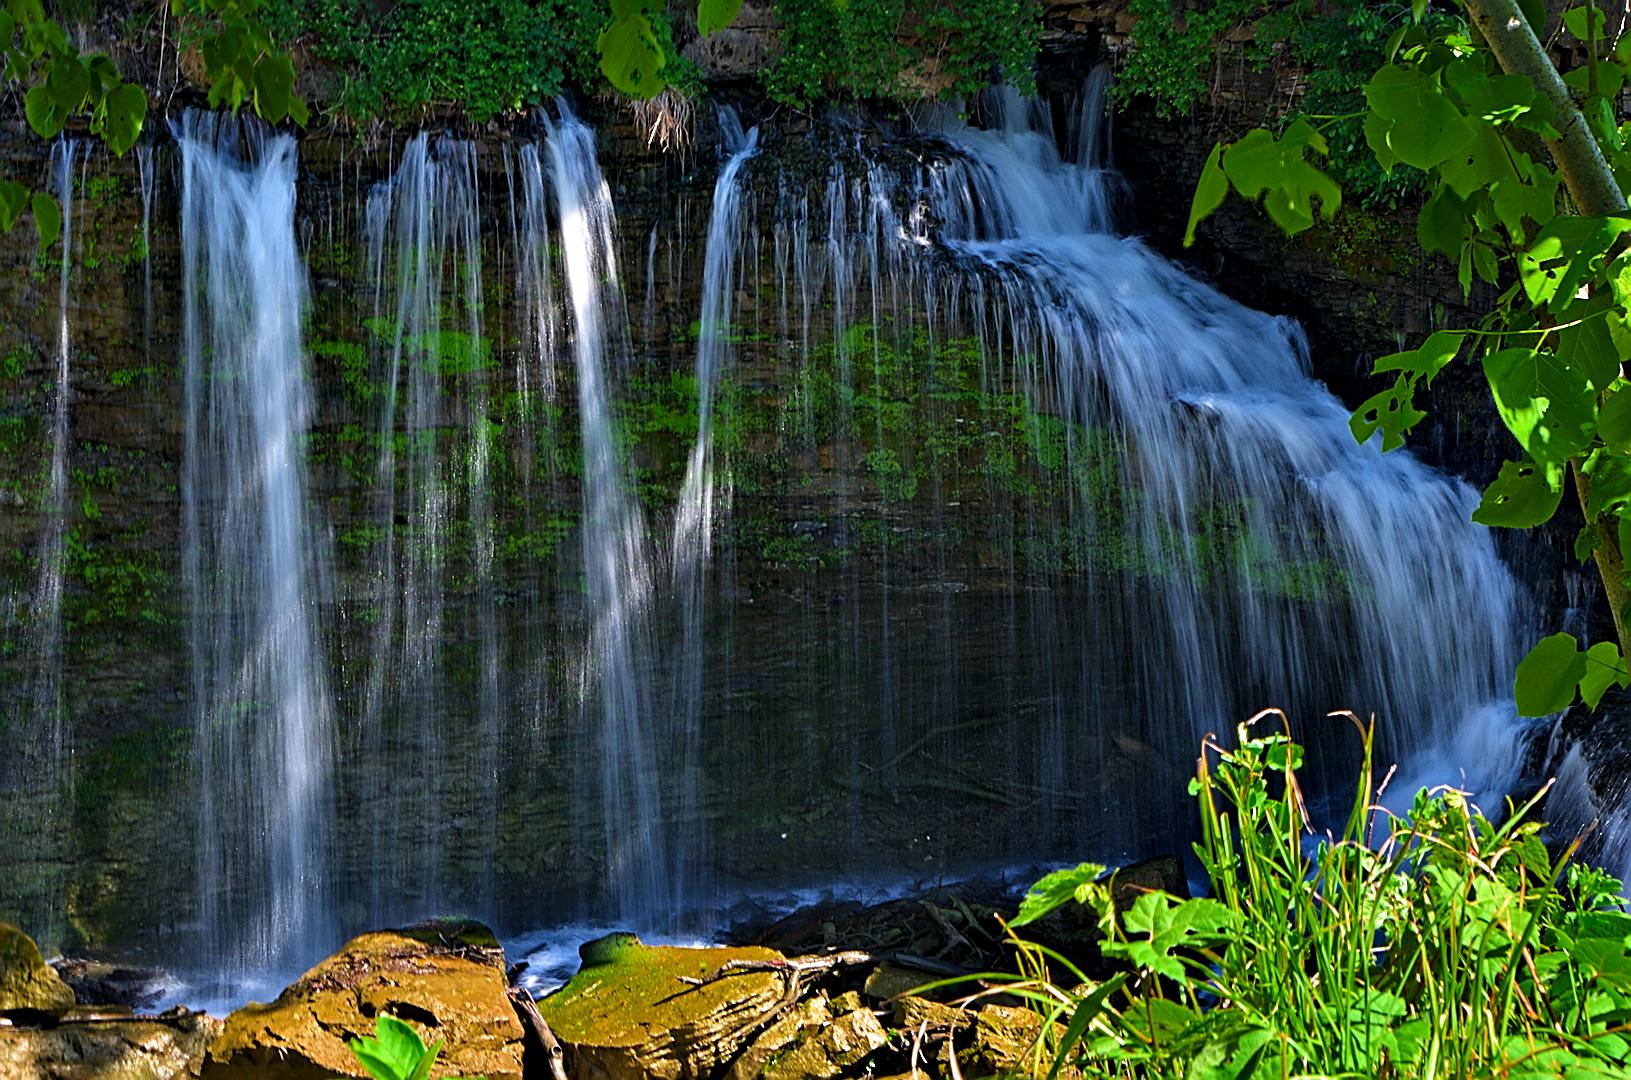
[540,103,671,923]
[177,113,335,980]
[0,139,81,944]
[359,135,501,921]
[669,108,759,911]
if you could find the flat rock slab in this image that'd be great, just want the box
[202,920,524,1079]
[0,1011,222,1079]
[537,933,789,1080]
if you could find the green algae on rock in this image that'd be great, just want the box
[537,933,789,1080]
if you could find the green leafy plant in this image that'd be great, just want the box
[943,714,1631,1077]
[1186,0,1631,716]
[763,0,1041,108]
[347,1013,486,1080]
[1,0,302,248]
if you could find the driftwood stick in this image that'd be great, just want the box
[508,987,568,1080]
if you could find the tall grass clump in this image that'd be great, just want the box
[967,711,1631,1078]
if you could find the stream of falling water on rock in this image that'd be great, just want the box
[177,112,335,987]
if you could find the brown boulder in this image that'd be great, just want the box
[201,919,524,1079]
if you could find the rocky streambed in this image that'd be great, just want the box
[0,859,1181,1079]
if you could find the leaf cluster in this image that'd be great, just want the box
[992,719,1631,1078]
[174,0,308,123]
[1187,2,1631,718]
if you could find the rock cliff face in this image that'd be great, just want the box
[0,13,1546,961]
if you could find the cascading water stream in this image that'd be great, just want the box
[540,103,671,924]
[360,135,500,921]
[177,112,335,984]
[669,108,759,913]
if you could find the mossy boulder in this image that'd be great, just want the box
[0,922,75,1013]
[536,932,789,1080]
[201,918,524,1079]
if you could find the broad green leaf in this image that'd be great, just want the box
[1012,862,1107,926]
[1565,62,1626,98]
[1219,123,1339,235]
[1553,295,1622,390]
[1564,4,1608,40]
[1584,449,1631,518]
[598,12,666,98]
[1601,388,1631,451]
[44,53,89,111]
[0,179,27,231]
[1350,372,1426,451]
[251,53,295,124]
[1185,142,1227,248]
[1514,631,1586,715]
[1418,182,1470,256]
[348,1014,429,1080]
[1473,458,1564,527]
[1364,63,1473,170]
[101,82,145,156]
[697,0,744,35]
[24,83,65,139]
[1579,641,1630,708]
[1521,216,1631,310]
[1104,894,1238,982]
[1374,330,1463,383]
[1482,347,1595,464]
[31,190,59,249]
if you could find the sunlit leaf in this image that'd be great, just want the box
[1351,372,1426,451]
[697,0,744,35]
[597,11,666,98]
[1364,63,1473,170]
[1472,458,1564,527]
[1514,631,1586,716]
[1185,142,1227,248]
[30,190,59,249]
[1579,641,1630,708]
[1012,862,1107,926]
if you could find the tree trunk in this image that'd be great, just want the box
[1465,0,1631,651]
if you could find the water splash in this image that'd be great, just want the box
[177,112,335,981]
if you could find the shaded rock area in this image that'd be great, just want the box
[52,959,171,1013]
[1,924,217,1079]
[0,1009,223,1079]
[201,919,525,1079]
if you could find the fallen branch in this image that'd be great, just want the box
[508,987,568,1080]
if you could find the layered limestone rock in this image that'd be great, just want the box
[0,1009,222,1079]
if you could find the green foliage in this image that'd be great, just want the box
[1190,1,1631,702]
[1120,0,1453,206]
[265,0,603,120]
[764,0,1041,107]
[966,721,1631,1077]
[347,1013,483,1080]
[173,0,309,123]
